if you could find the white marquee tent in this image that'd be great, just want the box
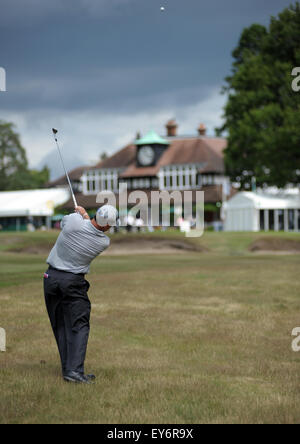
[0,188,70,231]
[224,189,300,232]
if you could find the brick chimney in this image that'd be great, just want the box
[166,119,178,137]
[198,123,207,136]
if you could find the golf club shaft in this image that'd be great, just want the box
[52,130,78,209]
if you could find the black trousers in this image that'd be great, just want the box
[44,267,91,375]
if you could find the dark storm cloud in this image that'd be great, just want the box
[0,0,292,113]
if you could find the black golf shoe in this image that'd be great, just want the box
[63,371,92,384]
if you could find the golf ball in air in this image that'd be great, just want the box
[160,7,165,11]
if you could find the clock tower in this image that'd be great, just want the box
[135,130,169,167]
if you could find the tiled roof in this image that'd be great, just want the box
[159,137,225,170]
[120,137,226,178]
[46,166,88,187]
[120,165,160,178]
[93,144,136,169]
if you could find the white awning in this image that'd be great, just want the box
[0,188,70,217]
[224,191,300,210]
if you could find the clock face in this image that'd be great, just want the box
[138,145,155,166]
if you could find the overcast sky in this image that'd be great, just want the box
[0,0,292,179]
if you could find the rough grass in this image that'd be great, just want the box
[0,231,300,424]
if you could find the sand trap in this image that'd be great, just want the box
[249,237,300,254]
[1,236,23,246]
[11,245,53,255]
[8,236,204,255]
[105,236,204,255]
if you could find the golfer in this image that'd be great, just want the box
[44,204,117,384]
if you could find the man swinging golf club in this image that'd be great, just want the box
[44,204,118,384]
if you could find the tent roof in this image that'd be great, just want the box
[0,188,70,217]
[225,191,300,210]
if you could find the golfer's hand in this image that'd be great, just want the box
[76,206,90,220]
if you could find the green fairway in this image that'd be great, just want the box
[0,231,300,424]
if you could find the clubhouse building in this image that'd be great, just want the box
[49,120,234,226]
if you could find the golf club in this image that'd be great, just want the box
[52,128,78,209]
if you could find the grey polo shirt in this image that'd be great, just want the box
[47,213,110,274]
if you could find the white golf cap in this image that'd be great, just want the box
[96,205,118,227]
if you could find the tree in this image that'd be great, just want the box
[28,167,50,189]
[100,152,108,161]
[0,121,50,191]
[218,3,300,189]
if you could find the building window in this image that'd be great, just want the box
[159,165,199,191]
[82,169,121,194]
[152,178,159,188]
[202,175,215,186]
